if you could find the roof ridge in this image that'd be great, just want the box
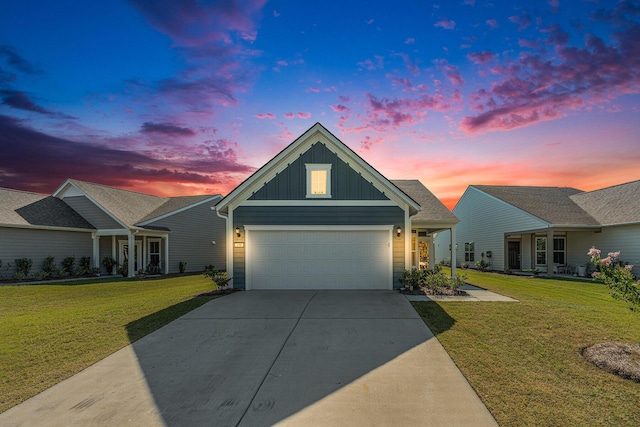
[69,178,168,200]
[0,187,48,196]
[576,179,640,196]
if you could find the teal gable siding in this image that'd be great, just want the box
[249,142,389,201]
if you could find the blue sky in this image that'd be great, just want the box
[1,0,639,207]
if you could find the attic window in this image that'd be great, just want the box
[305,164,331,198]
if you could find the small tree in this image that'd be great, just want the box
[588,247,640,310]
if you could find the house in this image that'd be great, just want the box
[215,123,459,290]
[0,179,225,279]
[437,180,640,276]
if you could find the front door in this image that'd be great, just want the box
[508,241,521,270]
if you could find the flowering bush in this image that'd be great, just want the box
[588,247,640,309]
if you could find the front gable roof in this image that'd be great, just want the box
[472,185,600,226]
[53,179,221,229]
[216,123,420,215]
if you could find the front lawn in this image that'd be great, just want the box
[0,275,216,413]
[413,270,640,426]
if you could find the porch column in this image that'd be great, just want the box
[128,232,135,278]
[546,229,554,276]
[450,226,457,278]
[413,230,419,269]
[164,234,169,275]
[111,235,116,259]
[142,236,147,272]
[92,233,100,269]
[428,235,435,271]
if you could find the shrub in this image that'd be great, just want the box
[178,261,187,274]
[77,256,92,276]
[117,260,129,277]
[60,256,75,276]
[475,260,491,271]
[203,266,232,289]
[41,255,56,278]
[588,247,640,310]
[102,256,116,275]
[14,258,32,278]
[399,268,424,290]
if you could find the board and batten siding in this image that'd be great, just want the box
[0,227,93,277]
[567,224,640,277]
[249,142,389,201]
[452,187,547,271]
[146,201,225,273]
[232,205,405,289]
[62,196,123,229]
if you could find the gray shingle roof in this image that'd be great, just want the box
[391,180,459,225]
[0,188,94,229]
[138,195,221,223]
[67,179,221,228]
[473,185,600,225]
[570,180,640,225]
[68,179,167,227]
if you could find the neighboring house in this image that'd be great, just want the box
[437,180,640,276]
[215,123,459,290]
[0,179,225,278]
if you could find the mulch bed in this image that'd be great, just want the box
[196,288,241,297]
[582,342,640,382]
[400,287,469,297]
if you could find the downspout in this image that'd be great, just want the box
[214,206,232,288]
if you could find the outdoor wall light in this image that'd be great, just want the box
[235,226,241,237]
[396,226,402,237]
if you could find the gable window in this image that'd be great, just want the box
[464,242,475,262]
[305,164,332,198]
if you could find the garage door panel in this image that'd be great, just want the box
[248,229,391,290]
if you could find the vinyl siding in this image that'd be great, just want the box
[567,224,640,277]
[452,187,547,271]
[0,227,93,278]
[62,196,123,229]
[145,202,225,273]
[249,142,389,201]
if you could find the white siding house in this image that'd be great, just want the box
[439,180,640,277]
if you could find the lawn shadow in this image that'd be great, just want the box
[410,301,457,336]
[126,296,215,343]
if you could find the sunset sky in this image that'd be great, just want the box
[1,0,639,209]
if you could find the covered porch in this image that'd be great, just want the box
[91,228,170,278]
[504,225,601,277]
[410,223,458,278]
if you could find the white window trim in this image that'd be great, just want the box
[535,236,567,266]
[305,163,332,198]
[148,238,161,265]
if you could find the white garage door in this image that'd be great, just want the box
[246,227,392,290]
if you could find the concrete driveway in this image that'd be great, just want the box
[0,291,497,426]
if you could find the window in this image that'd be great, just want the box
[305,164,332,198]
[149,239,161,267]
[536,237,546,265]
[553,238,566,265]
[535,237,566,265]
[464,242,475,262]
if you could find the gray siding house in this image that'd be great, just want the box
[437,180,640,276]
[215,123,459,290]
[1,180,225,279]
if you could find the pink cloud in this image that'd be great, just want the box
[405,37,415,44]
[331,104,350,113]
[486,19,499,29]
[283,113,295,119]
[357,55,384,71]
[256,113,275,119]
[297,112,311,119]
[394,53,420,76]
[434,18,456,30]
[309,87,320,93]
[467,51,497,65]
[509,10,531,31]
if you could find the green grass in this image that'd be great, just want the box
[413,270,640,426]
[0,275,217,413]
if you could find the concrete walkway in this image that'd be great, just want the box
[0,291,498,426]
[405,284,518,302]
